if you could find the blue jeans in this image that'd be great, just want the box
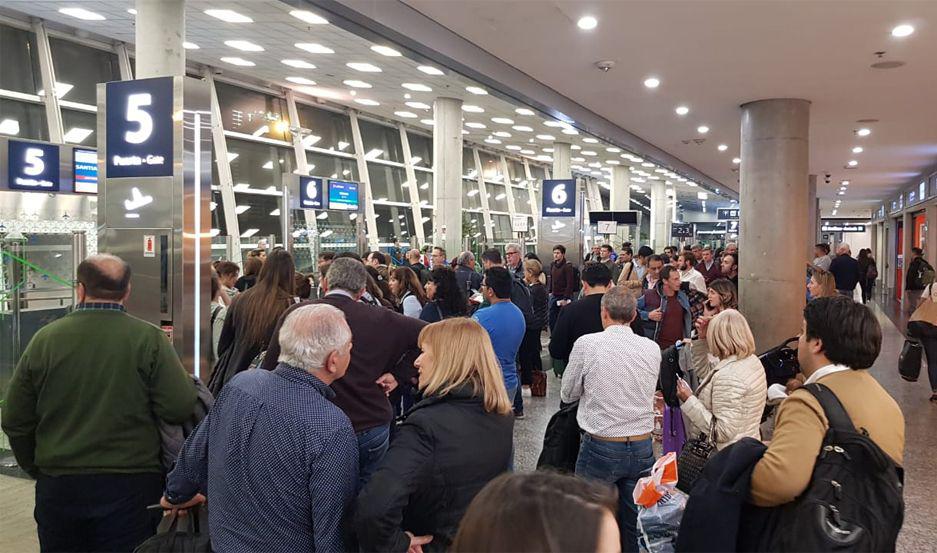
[575,435,655,553]
[356,424,390,490]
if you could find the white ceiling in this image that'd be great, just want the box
[400,0,937,213]
[1,0,737,213]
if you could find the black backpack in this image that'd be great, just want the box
[764,383,904,552]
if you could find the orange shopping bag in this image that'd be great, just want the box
[633,452,678,508]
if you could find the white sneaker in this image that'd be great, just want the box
[522,386,532,398]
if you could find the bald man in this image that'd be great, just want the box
[406,248,431,285]
[2,254,196,552]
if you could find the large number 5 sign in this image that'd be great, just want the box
[23,148,45,176]
[125,93,154,144]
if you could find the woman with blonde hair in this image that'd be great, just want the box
[356,318,514,552]
[677,309,767,450]
[808,269,837,300]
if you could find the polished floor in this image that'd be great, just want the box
[1,300,935,551]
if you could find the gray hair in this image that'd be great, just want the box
[277,304,352,371]
[601,286,637,324]
[325,258,367,293]
[505,242,522,254]
[837,243,851,255]
[457,251,475,266]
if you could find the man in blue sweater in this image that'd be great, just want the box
[474,267,526,403]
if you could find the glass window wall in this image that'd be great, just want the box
[478,151,505,183]
[487,183,509,212]
[62,109,97,146]
[0,99,46,140]
[407,131,433,168]
[514,187,532,215]
[295,103,355,153]
[307,151,358,180]
[464,179,482,210]
[49,37,119,106]
[506,158,527,186]
[359,118,404,163]
[374,204,416,244]
[227,139,295,246]
[0,24,41,95]
[216,81,290,141]
[414,172,432,205]
[368,163,410,204]
[491,214,513,242]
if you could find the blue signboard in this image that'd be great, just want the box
[8,140,60,191]
[298,176,324,209]
[105,77,174,178]
[72,148,98,194]
[542,179,576,217]
[717,207,740,220]
[328,180,359,211]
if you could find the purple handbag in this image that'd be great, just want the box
[662,405,687,455]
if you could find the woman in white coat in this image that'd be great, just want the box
[676,309,767,450]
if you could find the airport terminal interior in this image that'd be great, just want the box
[1,0,937,551]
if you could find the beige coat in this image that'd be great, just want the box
[617,260,643,298]
[682,340,767,450]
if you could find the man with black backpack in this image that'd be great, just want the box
[749,296,905,550]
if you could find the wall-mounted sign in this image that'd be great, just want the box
[106,77,174,178]
[8,140,60,191]
[72,148,98,194]
[920,181,927,204]
[671,222,693,238]
[597,220,617,234]
[299,176,324,209]
[327,180,359,211]
[726,220,740,234]
[821,223,866,233]
[542,179,576,217]
[511,214,529,233]
[909,190,917,205]
[588,210,639,225]
[716,207,740,220]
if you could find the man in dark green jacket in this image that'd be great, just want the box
[2,254,196,552]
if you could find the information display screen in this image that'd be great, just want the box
[328,180,359,211]
[299,176,324,209]
[72,148,98,194]
[8,140,60,191]
[105,77,174,178]
[671,223,694,238]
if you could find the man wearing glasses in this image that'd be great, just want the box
[505,242,525,280]
[430,246,448,269]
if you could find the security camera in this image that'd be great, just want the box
[594,60,616,72]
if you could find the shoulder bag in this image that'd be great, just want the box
[676,417,716,494]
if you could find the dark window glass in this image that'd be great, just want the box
[414,171,432,205]
[368,163,410,204]
[374,204,415,243]
[515,187,532,215]
[216,81,290,141]
[478,151,505,183]
[421,210,433,244]
[407,131,432,168]
[358,118,403,163]
[227,139,295,244]
[487,183,509,212]
[62,109,97,146]
[0,99,46,140]
[306,151,358,180]
[462,148,476,179]
[49,37,120,105]
[529,164,546,183]
[464,179,482,210]
[0,24,42,94]
[295,103,355,153]
[492,214,513,242]
[506,158,527,185]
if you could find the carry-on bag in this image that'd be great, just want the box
[898,338,922,382]
[134,504,210,553]
[531,370,547,397]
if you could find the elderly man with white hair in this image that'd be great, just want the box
[162,304,358,552]
[828,242,862,299]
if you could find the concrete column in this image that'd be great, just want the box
[739,98,810,350]
[433,97,463,255]
[135,0,186,78]
[611,166,631,244]
[552,142,572,179]
[807,174,818,258]
[651,179,668,252]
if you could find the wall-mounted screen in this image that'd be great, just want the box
[73,148,98,194]
[328,180,359,211]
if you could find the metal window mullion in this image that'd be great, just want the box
[204,70,242,265]
[499,155,518,221]
[398,123,425,247]
[524,160,540,231]
[31,19,64,143]
[284,89,318,239]
[114,42,133,80]
[349,110,379,250]
[473,148,494,245]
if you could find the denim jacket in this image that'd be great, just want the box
[636,285,693,342]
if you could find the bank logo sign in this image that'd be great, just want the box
[8,140,59,191]
[106,77,174,178]
[542,179,576,217]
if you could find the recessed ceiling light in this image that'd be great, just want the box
[641,162,654,167]
[506,145,522,151]
[371,45,402,57]
[347,62,381,72]
[281,59,316,69]
[717,144,728,152]
[582,151,597,157]
[892,24,914,38]
[570,145,581,150]
[295,43,334,54]
[697,125,710,134]
[221,57,255,67]
[515,108,535,116]
[643,77,660,89]
[491,117,514,125]
[401,83,432,92]
[462,105,485,113]
[841,180,851,185]
[512,125,533,132]
[521,149,536,155]
[675,105,689,116]
[354,98,380,106]
[417,65,445,75]
[462,130,470,135]
[466,86,488,95]
[183,42,199,50]
[225,40,264,52]
[571,156,585,162]
[852,146,864,154]
[607,160,621,165]
[577,15,598,30]
[562,128,579,135]
[59,7,105,20]
[290,10,328,24]
[606,147,621,153]
[286,77,316,85]
[493,131,512,138]
[127,8,137,15]
[63,127,93,143]
[544,121,565,128]
[395,111,418,119]
[420,119,434,126]
[485,138,502,144]
[848,160,859,166]
[466,122,486,129]
[536,134,556,141]
[204,9,252,23]
[856,128,871,137]
[343,79,372,89]
[583,137,599,144]
[732,157,741,164]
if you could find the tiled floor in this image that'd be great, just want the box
[2,308,935,551]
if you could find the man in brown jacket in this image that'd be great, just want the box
[750,296,904,507]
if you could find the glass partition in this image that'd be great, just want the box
[295,103,355,154]
[407,132,433,168]
[0,24,42,95]
[0,99,46,141]
[358,119,404,163]
[216,81,290,141]
[49,37,120,106]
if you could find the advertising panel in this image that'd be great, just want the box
[72,148,98,194]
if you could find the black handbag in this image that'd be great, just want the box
[898,338,922,382]
[676,418,716,494]
[134,504,210,553]
[759,336,800,388]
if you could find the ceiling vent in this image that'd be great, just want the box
[871,61,905,69]
[680,138,707,145]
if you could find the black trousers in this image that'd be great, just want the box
[35,472,163,553]
[908,321,937,391]
[517,327,543,385]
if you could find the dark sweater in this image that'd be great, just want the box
[548,293,604,362]
[549,259,576,299]
[2,308,196,476]
[829,253,861,291]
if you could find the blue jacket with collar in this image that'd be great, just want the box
[636,284,692,342]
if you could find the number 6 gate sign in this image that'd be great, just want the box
[106,77,174,178]
[542,179,577,217]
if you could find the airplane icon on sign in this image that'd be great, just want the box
[124,187,154,211]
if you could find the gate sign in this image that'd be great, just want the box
[8,140,60,191]
[299,176,324,209]
[106,77,174,178]
[542,179,576,217]
[671,222,693,238]
[821,223,866,233]
[716,207,740,221]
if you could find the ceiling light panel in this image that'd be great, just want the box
[204,9,253,23]
[462,105,485,113]
[286,77,316,85]
[515,108,535,116]
[347,62,382,72]
[343,80,372,88]
[402,83,432,92]
[221,57,255,67]
[295,43,334,54]
[466,86,488,95]
[183,42,199,50]
[417,65,445,75]
[290,10,328,24]
[224,40,264,52]
[371,45,402,57]
[282,59,316,69]
[59,7,105,21]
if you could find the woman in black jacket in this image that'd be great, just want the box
[356,318,514,552]
[419,266,468,322]
[515,259,549,414]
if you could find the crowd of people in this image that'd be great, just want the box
[0,235,910,552]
